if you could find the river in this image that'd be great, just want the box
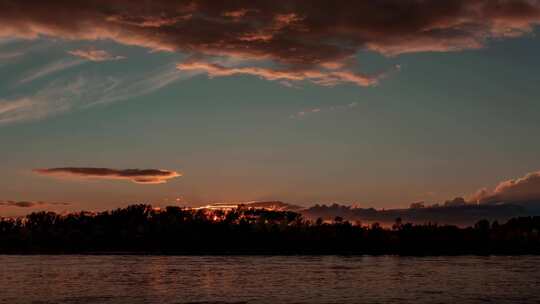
[1,255,539,303]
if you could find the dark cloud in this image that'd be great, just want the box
[1,1,539,86]
[302,202,530,227]
[470,170,540,204]
[304,170,540,226]
[0,200,70,208]
[33,167,182,184]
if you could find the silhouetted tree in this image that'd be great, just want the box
[1,205,539,255]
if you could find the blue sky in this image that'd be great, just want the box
[1,1,540,215]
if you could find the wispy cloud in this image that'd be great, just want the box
[0,98,33,116]
[68,49,125,62]
[177,60,386,87]
[1,62,193,125]
[19,59,83,84]
[290,102,359,119]
[0,200,70,208]
[0,50,23,60]
[83,64,190,107]
[0,78,85,124]
[33,167,182,184]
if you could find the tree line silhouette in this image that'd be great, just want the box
[1,204,539,255]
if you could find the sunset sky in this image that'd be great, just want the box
[2,0,540,216]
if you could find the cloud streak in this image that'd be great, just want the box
[0,63,188,125]
[19,59,83,84]
[177,60,389,87]
[290,102,359,119]
[0,78,85,124]
[0,200,70,208]
[33,167,182,184]
[1,1,539,86]
[68,49,125,62]
[0,50,23,60]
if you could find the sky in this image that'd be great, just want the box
[1,0,540,216]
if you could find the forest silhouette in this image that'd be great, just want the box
[1,204,539,255]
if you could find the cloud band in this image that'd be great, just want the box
[1,1,539,86]
[33,167,182,184]
[0,200,70,208]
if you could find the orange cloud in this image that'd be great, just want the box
[470,170,540,204]
[33,167,182,184]
[68,49,125,62]
[177,60,385,87]
[1,1,539,84]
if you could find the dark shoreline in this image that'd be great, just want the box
[2,252,540,256]
[2,205,540,256]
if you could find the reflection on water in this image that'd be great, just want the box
[1,255,539,304]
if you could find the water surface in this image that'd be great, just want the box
[1,255,539,304]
